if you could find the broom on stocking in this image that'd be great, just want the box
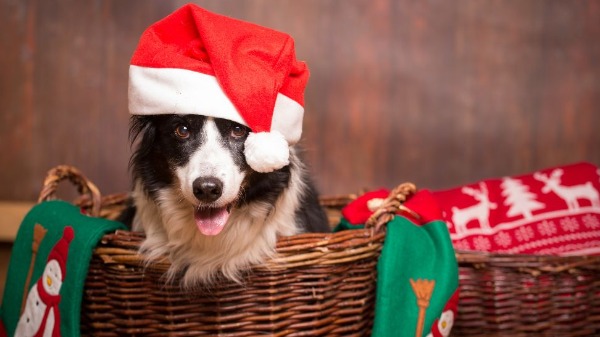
[410,278,436,337]
[20,223,47,313]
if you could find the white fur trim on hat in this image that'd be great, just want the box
[129,65,304,146]
[271,93,303,145]
[128,65,246,125]
[244,131,289,173]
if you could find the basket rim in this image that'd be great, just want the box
[455,249,600,273]
[95,226,387,273]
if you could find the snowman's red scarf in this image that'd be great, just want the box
[33,281,61,337]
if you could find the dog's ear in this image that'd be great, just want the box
[129,115,153,145]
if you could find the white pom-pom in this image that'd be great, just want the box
[244,131,290,173]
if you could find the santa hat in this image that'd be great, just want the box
[129,4,309,173]
[47,226,74,276]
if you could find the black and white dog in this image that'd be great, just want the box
[127,114,329,286]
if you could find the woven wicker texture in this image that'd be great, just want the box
[454,251,600,336]
[40,166,401,336]
[38,165,600,336]
[82,229,381,336]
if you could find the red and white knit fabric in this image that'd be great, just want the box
[432,162,600,255]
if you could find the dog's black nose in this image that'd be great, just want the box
[193,177,223,202]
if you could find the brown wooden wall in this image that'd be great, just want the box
[1,0,599,201]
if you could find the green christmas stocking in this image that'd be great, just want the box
[336,188,459,337]
[1,200,125,337]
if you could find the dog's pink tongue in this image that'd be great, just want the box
[195,207,229,236]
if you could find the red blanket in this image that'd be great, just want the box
[432,162,600,255]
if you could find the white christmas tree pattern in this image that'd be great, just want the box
[501,177,545,220]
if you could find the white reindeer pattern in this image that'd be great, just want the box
[451,182,498,234]
[534,169,600,210]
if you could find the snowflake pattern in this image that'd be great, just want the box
[537,220,557,236]
[453,240,471,250]
[494,231,512,248]
[515,226,534,242]
[560,217,580,232]
[582,214,600,229]
[473,236,491,251]
[445,165,600,255]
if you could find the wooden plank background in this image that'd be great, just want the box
[1,0,599,202]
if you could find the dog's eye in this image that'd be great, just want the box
[230,125,248,139]
[175,125,190,139]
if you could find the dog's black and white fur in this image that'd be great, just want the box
[126,114,329,286]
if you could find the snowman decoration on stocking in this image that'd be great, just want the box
[15,227,73,337]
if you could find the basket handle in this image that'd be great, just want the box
[38,165,102,217]
[365,182,419,232]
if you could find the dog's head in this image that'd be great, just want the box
[130,114,292,236]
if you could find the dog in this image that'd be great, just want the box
[125,114,329,286]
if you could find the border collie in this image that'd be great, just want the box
[127,114,329,286]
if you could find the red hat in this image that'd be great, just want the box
[47,226,74,276]
[129,4,309,172]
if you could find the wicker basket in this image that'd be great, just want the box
[38,165,600,336]
[38,166,413,336]
[453,250,600,337]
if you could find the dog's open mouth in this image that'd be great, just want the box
[194,205,231,236]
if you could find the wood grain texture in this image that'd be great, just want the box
[0,202,35,241]
[1,0,599,200]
